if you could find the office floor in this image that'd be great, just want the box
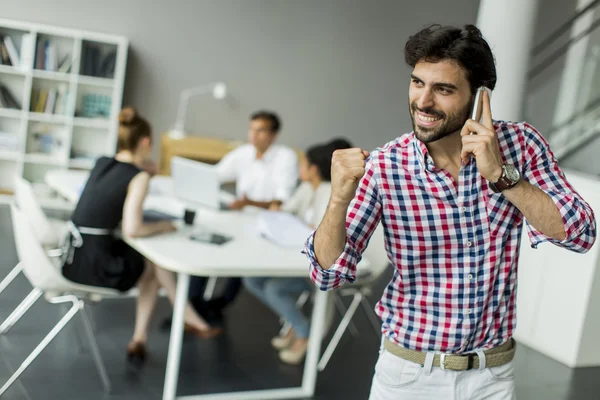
[0,205,598,400]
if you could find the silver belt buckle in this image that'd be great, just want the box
[440,353,448,370]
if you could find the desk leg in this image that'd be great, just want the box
[301,289,329,397]
[163,272,190,400]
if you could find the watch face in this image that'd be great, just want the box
[504,164,520,182]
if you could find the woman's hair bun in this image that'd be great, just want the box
[118,107,137,124]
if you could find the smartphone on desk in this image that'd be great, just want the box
[189,230,232,246]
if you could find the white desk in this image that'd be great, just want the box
[45,170,331,400]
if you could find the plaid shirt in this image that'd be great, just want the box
[303,120,596,354]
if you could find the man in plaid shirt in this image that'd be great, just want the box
[303,24,596,399]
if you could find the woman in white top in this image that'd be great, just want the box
[243,138,352,365]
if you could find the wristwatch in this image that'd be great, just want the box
[489,164,521,193]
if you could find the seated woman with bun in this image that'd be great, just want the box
[61,107,222,364]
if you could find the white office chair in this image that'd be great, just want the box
[1,204,116,396]
[317,223,389,371]
[0,178,68,335]
[14,177,67,245]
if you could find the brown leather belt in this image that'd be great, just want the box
[383,338,516,371]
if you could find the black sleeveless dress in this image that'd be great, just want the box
[62,157,146,291]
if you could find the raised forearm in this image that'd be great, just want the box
[502,180,566,241]
[313,201,348,270]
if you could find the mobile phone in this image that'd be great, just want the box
[471,86,492,124]
[189,231,232,246]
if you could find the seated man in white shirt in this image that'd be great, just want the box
[218,110,299,210]
[189,111,299,325]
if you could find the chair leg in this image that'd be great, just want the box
[317,291,362,371]
[68,303,86,354]
[203,276,218,301]
[0,263,23,295]
[80,305,111,393]
[296,290,311,308]
[333,293,359,337]
[0,288,43,335]
[360,296,382,338]
[0,295,81,397]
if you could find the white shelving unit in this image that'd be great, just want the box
[0,18,127,208]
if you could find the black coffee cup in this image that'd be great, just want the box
[184,209,196,225]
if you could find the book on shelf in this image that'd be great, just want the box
[31,84,68,115]
[45,41,57,71]
[82,44,116,78]
[35,38,70,72]
[58,55,72,73]
[0,84,21,109]
[20,34,34,71]
[0,36,19,67]
[0,34,33,70]
[2,36,20,67]
[45,89,57,113]
[0,41,11,66]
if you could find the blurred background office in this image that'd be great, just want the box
[0,0,599,399]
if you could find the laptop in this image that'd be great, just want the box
[171,156,230,211]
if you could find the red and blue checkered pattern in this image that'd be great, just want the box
[303,120,596,354]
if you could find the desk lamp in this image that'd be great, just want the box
[169,82,227,139]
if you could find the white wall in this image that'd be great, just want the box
[0,0,479,155]
[515,169,600,367]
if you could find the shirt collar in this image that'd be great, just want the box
[411,133,436,171]
[253,144,276,162]
[410,132,477,171]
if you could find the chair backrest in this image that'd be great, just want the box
[14,177,58,246]
[359,223,390,281]
[10,204,70,292]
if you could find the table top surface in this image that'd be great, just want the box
[45,170,361,277]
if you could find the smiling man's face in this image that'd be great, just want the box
[408,60,473,143]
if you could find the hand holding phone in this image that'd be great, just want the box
[460,85,503,181]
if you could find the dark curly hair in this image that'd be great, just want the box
[404,24,497,93]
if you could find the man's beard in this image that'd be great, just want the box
[409,99,472,144]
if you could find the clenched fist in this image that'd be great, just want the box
[330,148,370,206]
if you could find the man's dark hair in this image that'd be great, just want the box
[306,138,353,181]
[250,110,281,133]
[404,24,496,93]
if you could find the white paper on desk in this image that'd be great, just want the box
[256,211,314,248]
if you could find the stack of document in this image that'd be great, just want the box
[256,211,314,248]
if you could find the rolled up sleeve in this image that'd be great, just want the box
[522,123,596,253]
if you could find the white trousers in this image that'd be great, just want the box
[368,341,516,400]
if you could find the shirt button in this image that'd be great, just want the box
[466,241,473,247]
[462,207,467,212]
[467,309,472,314]
[467,274,474,280]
